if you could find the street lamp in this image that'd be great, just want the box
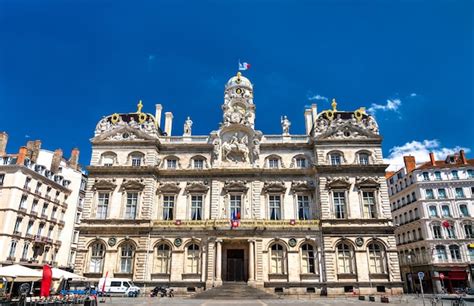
[407,250,416,293]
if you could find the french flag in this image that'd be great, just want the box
[239,61,251,71]
[230,211,240,229]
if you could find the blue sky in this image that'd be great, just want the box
[0,0,472,170]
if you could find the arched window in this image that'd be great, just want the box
[101,152,117,166]
[358,153,370,165]
[301,243,317,274]
[367,242,386,274]
[330,153,343,166]
[449,245,461,260]
[270,244,286,274]
[120,243,135,273]
[191,156,206,169]
[129,152,144,167]
[336,242,354,274]
[89,242,105,273]
[155,243,171,274]
[460,204,469,217]
[186,244,200,273]
[435,245,447,261]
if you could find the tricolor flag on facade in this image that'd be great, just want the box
[239,61,250,71]
[230,210,240,229]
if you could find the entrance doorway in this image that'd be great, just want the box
[226,249,245,281]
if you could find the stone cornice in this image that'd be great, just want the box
[0,165,72,193]
[315,164,388,174]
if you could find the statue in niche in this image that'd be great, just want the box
[183,116,193,136]
[281,116,291,135]
[222,133,249,162]
[252,138,260,161]
[212,138,221,160]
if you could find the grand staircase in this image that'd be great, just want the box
[192,282,279,299]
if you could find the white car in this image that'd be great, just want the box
[97,278,140,297]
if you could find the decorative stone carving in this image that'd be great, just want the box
[157,182,181,194]
[94,112,159,139]
[222,133,249,162]
[281,116,291,135]
[92,180,117,191]
[223,180,248,192]
[290,180,315,192]
[185,181,209,194]
[262,181,286,193]
[183,116,193,136]
[355,176,380,188]
[120,180,145,191]
[314,111,380,139]
[326,177,351,190]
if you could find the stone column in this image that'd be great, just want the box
[215,239,223,285]
[248,239,255,284]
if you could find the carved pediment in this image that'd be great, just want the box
[92,180,117,191]
[315,113,381,140]
[262,181,286,193]
[120,180,145,191]
[92,125,157,142]
[355,176,380,188]
[185,182,209,194]
[157,182,181,194]
[290,180,315,192]
[326,177,351,190]
[223,180,248,192]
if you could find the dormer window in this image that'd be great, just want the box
[451,170,459,180]
[359,153,369,165]
[330,153,342,166]
[268,158,279,169]
[296,157,307,168]
[422,172,430,181]
[193,159,204,169]
[167,159,177,169]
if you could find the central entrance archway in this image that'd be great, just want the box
[226,249,245,281]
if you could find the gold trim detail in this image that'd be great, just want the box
[111,113,120,124]
[137,100,143,113]
[138,113,147,124]
[354,107,365,122]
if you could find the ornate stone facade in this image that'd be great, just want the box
[75,72,402,295]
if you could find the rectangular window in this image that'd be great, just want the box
[19,195,28,209]
[47,226,53,238]
[51,207,57,219]
[26,221,34,235]
[433,226,442,239]
[446,226,456,238]
[131,156,141,167]
[0,173,4,185]
[359,154,369,165]
[333,192,346,219]
[298,195,310,220]
[331,154,341,166]
[425,189,435,199]
[362,191,376,218]
[167,159,177,169]
[102,156,114,166]
[442,206,450,217]
[468,169,474,178]
[268,159,279,169]
[162,195,174,220]
[434,171,442,180]
[422,172,430,181]
[96,193,109,219]
[230,195,242,220]
[8,240,17,258]
[193,159,204,169]
[13,217,22,234]
[21,242,29,260]
[429,206,437,217]
[451,170,459,180]
[35,182,42,193]
[125,192,138,219]
[438,188,447,199]
[455,188,465,198]
[464,225,474,238]
[191,195,203,220]
[460,205,469,217]
[41,204,48,216]
[269,195,281,220]
[296,158,306,168]
[37,223,44,236]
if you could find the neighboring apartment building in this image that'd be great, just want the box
[387,151,474,294]
[75,72,402,295]
[0,132,87,270]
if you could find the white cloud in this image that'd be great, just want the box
[384,139,470,171]
[367,98,402,114]
[410,93,417,97]
[308,94,328,102]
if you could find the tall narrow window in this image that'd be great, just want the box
[441,205,450,217]
[186,244,200,273]
[460,205,469,217]
[446,225,456,238]
[438,188,447,199]
[269,195,281,220]
[156,243,171,274]
[298,195,310,220]
[337,243,354,274]
[434,171,442,180]
[425,189,434,199]
[455,188,465,199]
[120,243,134,273]
[296,157,306,168]
[429,206,438,217]
[89,242,105,273]
[19,195,28,209]
[432,225,442,239]
[163,196,174,220]
[268,158,279,169]
[464,225,474,238]
[13,217,22,234]
[229,195,241,220]
[21,242,29,260]
[193,159,204,169]
[125,192,138,219]
[451,170,459,180]
[270,244,285,274]
[26,221,34,235]
[102,155,114,166]
[422,172,430,181]
[96,193,109,219]
[333,192,346,219]
[166,159,177,169]
[8,240,17,258]
[0,174,4,186]
[191,195,203,220]
[37,223,44,236]
[449,245,461,260]
[301,244,316,274]
[359,153,369,165]
[362,191,377,218]
[435,245,447,260]
[330,153,342,166]
[368,243,386,274]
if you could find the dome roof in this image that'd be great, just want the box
[226,72,252,89]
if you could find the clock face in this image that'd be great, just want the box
[236,88,243,95]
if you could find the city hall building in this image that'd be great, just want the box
[75,72,402,295]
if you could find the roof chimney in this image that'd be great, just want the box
[304,109,312,135]
[403,155,416,173]
[69,148,80,170]
[460,149,468,165]
[51,149,63,173]
[0,132,8,156]
[164,112,173,136]
[429,152,436,166]
[16,146,28,165]
[26,140,41,163]
[155,104,163,128]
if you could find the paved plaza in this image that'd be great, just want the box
[96,295,474,305]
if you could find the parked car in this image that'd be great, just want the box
[97,278,140,297]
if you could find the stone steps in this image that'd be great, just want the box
[192,282,278,300]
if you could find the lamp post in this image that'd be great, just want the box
[407,250,416,293]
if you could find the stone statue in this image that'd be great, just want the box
[95,117,110,135]
[252,138,260,163]
[222,133,249,162]
[212,138,221,160]
[129,117,139,129]
[183,116,193,136]
[281,116,291,135]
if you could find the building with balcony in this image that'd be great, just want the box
[0,133,87,270]
[75,72,402,296]
[387,151,474,293]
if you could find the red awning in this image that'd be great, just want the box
[448,271,467,280]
